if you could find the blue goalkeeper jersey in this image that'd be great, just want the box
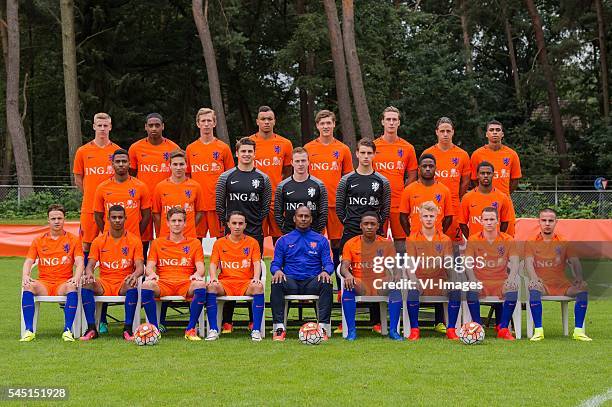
[270,228,334,280]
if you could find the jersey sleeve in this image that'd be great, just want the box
[274,182,285,231]
[499,195,511,223]
[210,240,221,266]
[25,238,40,261]
[194,184,206,212]
[152,184,162,213]
[282,139,293,166]
[140,183,152,209]
[87,238,101,263]
[399,187,410,214]
[252,239,262,263]
[261,173,272,220]
[222,144,235,170]
[443,188,454,216]
[184,144,193,175]
[134,239,144,261]
[215,170,230,224]
[406,144,418,171]
[342,239,354,261]
[470,151,481,181]
[319,236,334,274]
[380,176,391,225]
[147,240,159,264]
[335,173,349,222]
[72,235,84,258]
[193,241,205,264]
[342,146,353,175]
[93,184,105,213]
[128,143,138,171]
[73,147,84,175]
[316,178,328,234]
[459,194,470,224]
[461,152,471,176]
[510,150,522,179]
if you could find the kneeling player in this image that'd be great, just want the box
[141,207,207,341]
[20,204,84,342]
[206,211,264,341]
[524,208,591,341]
[464,206,520,340]
[405,202,460,340]
[341,212,401,340]
[80,205,144,341]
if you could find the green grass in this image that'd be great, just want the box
[1,257,610,406]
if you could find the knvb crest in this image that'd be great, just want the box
[212,151,220,160]
[163,152,170,161]
[332,151,339,159]
[451,157,459,166]
[252,179,261,189]
[274,145,281,154]
[121,246,129,256]
[497,246,505,256]
[128,188,136,198]
[397,149,404,158]
[63,243,70,253]
[310,241,317,249]
[435,194,442,203]
[555,246,562,256]
[307,187,316,197]
[243,247,250,256]
[183,246,190,254]
[371,182,380,192]
[491,201,498,209]
[503,157,510,166]
[185,189,192,199]
[108,154,114,162]
[435,243,443,253]
[376,248,384,257]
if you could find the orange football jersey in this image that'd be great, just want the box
[342,235,396,281]
[406,230,453,276]
[210,235,261,281]
[458,188,511,236]
[525,233,575,282]
[148,237,204,281]
[73,141,122,212]
[470,145,521,196]
[128,137,179,193]
[398,181,454,232]
[422,144,471,208]
[152,178,205,238]
[373,136,418,211]
[26,231,83,283]
[465,232,517,281]
[88,231,143,280]
[304,137,353,207]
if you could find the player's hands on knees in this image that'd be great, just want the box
[125,273,139,288]
[528,278,544,292]
[272,270,286,284]
[81,271,95,285]
[503,279,518,293]
[66,277,79,287]
[145,272,159,282]
[318,271,331,284]
[190,273,205,282]
[574,279,588,291]
[251,278,262,286]
[22,275,34,288]
[344,274,355,290]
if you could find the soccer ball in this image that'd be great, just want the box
[133,323,161,346]
[458,322,485,345]
[298,322,324,345]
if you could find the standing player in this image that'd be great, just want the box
[341,212,401,341]
[250,106,293,242]
[422,117,471,242]
[152,150,205,239]
[373,106,418,251]
[73,112,121,265]
[215,137,272,332]
[470,120,521,236]
[186,108,235,239]
[93,149,151,240]
[304,110,353,272]
[141,207,207,341]
[20,204,84,342]
[405,202,460,340]
[524,208,591,341]
[336,138,391,333]
[459,161,512,238]
[270,206,334,341]
[464,207,520,340]
[275,147,328,234]
[206,211,264,341]
[128,113,179,251]
[80,205,144,341]
[399,154,453,237]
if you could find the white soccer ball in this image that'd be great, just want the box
[458,322,485,345]
[298,322,324,345]
[133,323,161,346]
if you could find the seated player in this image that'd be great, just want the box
[341,212,401,341]
[20,204,84,342]
[206,211,264,341]
[464,206,520,340]
[405,202,460,341]
[524,208,591,341]
[270,206,334,341]
[141,207,207,341]
[80,205,144,341]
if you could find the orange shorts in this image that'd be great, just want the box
[197,210,223,238]
[479,279,506,298]
[384,211,406,239]
[219,279,251,296]
[97,276,127,296]
[416,271,447,296]
[326,208,344,241]
[158,279,192,298]
[79,212,100,244]
[39,279,68,296]
[542,279,573,296]
[262,212,282,238]
[444,215,464,242]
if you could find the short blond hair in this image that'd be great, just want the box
[195,108,216,124]
[381,106,401,120]
[94,112,111,122]
[315,110,336,124]
[419,201,439,214]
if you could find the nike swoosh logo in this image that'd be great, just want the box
[106,192,112,195]
[162,193,170,196]
[287,191,295,195]
[231,181,239,184]
[470,204,478,207]
[350,184,359,188]
[101,249,109,252]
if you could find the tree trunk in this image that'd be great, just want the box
[0,1,13,180]
[297,0,314,145]
[192,0,230,144]
[459,0,482,137]
[6,0,33,196]
[594,0,609,120]
[322,0,356,151]
[525,0,569,170]
[501,3,521,102]
[60,0,82,185]
[524,0,570,170]
[341,0,374,140]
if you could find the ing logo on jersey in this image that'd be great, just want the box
[491,201,498,209]
[121,246,129,256]
[185,189,192,199]
[212,151,220,160]
[243,247,250,256]
[307,187,316,197]
[332,151,339,159]
[497,246,505,256]
[397,149,404,158]
[435,194,442,203]
[163,152,170,161]
[128,188,136,198]
[274,145,281,154]
[63,243,70,253]
[503,157,510,166]
[252,179,261,189]
[183,246,190,254]
[451,157,459,166]
[371,182,380,192]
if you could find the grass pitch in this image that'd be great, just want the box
[0,257,610,406]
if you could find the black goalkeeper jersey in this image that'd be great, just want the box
[215,167,272,237]
[274,175,328,234]
[336,170,391,237]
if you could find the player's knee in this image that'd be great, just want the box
[250,283,264,295]
[448,290,461,302]
[504,291,518,302]
[192,281,207,290]
[529,289,542,302]
[576,291,588,302]
[466,291,479,302]
[64,283,77,293]
[142,280,156,290]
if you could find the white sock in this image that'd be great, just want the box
[273,323,285,331]
[320,323,331,334]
